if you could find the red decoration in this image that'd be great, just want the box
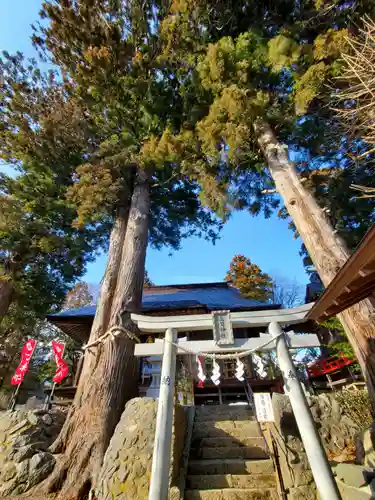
[52,341,69,384]
[11,339,37,385]
[307,356,354,378]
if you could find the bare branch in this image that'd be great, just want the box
[332,16,375,154]
[351,184,375,198]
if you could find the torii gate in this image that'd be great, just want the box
[131,303,341,500]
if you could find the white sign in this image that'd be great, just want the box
[254,393,275,422]
[212,310,234,345]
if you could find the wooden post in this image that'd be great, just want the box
[149,328,177,500]
[73,352,84,386]
[44,383,56,411]
[264,422,287,500]
[218,386,223,405]
[9,383,22,411]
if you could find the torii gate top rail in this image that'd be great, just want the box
[131,302,314,333]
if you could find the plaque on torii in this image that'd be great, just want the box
[212,310,234,345]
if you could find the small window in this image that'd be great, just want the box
[222,359,236,378]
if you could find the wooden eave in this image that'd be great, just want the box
[307,225,375,321]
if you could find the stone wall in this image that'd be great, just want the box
[271,393,374,500]
[96,397,187,500]
[0,406,67,496]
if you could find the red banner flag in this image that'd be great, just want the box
[52,341,69,384]
[11,339,37,385]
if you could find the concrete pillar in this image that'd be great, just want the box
[269,321,341,500]
[149,328,178,500]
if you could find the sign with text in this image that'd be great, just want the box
[11,339,37,385]
[254,393,275,422]
[212,310,234,345]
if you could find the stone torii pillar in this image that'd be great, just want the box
[269,322,341,500]
[148,328,178,500]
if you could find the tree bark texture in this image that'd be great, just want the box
[254,118,375,410]
[42,168,150,500]
[0,270,13,321]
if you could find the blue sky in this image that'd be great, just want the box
[1,0,308,287]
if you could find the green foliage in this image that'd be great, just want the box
[0,52,109,330]
[3,0,375,350]
[225,254,273,301]
[268,35,301,71]
[33,322,79,384]
[294,62,327,115]
[151,0,375,234]
[320,317,358,364]
[31,0,222,251]
[313,29,349,61]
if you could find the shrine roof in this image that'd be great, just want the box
[51,282,279,318]
[47,282,280,342]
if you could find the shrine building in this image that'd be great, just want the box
[48,281,317,405]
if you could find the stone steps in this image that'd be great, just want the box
[188,459,274,476]
[195,406,255,422]
[185,406,276,500]
[185,488,279,499]
[186,473,276,490]
[192,436,267,448]
[190,445,269,460]
[192,421,261,439]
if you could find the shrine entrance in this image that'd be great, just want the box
[135,305,315,407]
[131,306,340,500]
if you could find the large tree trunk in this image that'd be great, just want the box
[42,168,150,499]
[254,118,375,410]
[0,268,14,320]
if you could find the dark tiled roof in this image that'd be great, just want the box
[50,282,279,319]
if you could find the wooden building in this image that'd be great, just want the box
[48,281,317,405]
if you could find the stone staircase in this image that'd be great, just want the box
[185,404,278,500]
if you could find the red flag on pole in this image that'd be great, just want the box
[11,339,37,385]
[52,341,69,384]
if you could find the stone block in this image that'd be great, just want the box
[96,398,186,500]
[0,479,19,496]
[15,458,30,483]
[27,411,42,426]
[288,485,316,500]
[185,490,224,500]
[185,490,278,500]
[361,424,375,468]
[191,445,268,460]
[230,473,276,489]
[188,459,274,476]
[11,444,37,462]
[336,478,372,500]
[186,474,230,490]
[291,465,314,487]
[335,463,372,488]
[41,414,53,426]
[25,451,55,490]
[1,463,17,482]
[195,437,263,448]
[222,489,278,499]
